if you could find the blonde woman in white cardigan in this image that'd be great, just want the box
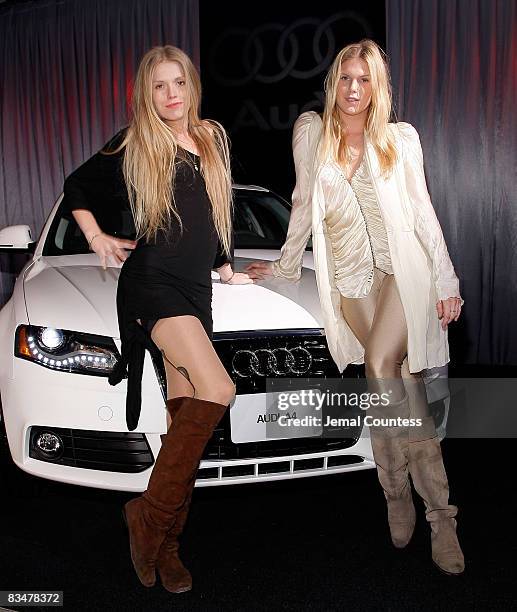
[245,39,465,575]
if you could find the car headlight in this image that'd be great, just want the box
[15,325,119,377]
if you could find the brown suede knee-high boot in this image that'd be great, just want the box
[157,480,195,592]
[123,396,227,588]
[156,397,197,593]
[408,430,465,575]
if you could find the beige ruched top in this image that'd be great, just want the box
[272,113,396,298]
[272,112,461,304]
[327,157,393,296]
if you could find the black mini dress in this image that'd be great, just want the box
[119,148,222,337]
[62,131,233,430]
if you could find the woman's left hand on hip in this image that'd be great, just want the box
[436,297,462,329]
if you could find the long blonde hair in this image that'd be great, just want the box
[118,46,232,254]
[320,39,397,176]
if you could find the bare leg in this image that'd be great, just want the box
[151,315,235,407]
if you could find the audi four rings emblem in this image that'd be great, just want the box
[209,12,373,86]
[232,347,313,378]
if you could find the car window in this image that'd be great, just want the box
[43,189,297,255]
[233,192,291,248]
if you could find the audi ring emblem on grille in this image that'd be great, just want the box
[209,12,373,86]
[232,347,313,378]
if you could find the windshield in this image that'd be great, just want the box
[43,188,294,255]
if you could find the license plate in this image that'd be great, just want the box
[230,390,323,444]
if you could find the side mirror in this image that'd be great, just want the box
[0,225,35,252]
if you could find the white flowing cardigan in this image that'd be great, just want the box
[272,112,463,374]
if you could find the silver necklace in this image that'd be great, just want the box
[177,139,199,171]
[189,152,199,171]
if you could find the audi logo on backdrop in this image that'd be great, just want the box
[232,347,313,378]
[209,12,373,86]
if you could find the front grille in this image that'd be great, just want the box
[200,331,362,460]
[29,426,154,473]
[213,329,362,395]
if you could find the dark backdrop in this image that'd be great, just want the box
[386,0,517,365]
[0,0,514,366]
[199,0,386,200]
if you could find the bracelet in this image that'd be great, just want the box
[221,271,235,284]
[88,232,103,249]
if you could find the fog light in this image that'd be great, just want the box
[34,431,64,460]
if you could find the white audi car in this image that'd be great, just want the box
[0,185,449,492]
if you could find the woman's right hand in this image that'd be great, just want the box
[243,260,274,280]
[89,233,137,270]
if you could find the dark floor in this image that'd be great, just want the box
[1,439,516,611]
[1,369,516,611]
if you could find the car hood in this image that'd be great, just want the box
[23,253,323,337]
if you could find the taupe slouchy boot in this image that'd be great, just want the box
[369,394,416,548]
[123,396,227,588]
[371,432,416,548]
[409,434,465,575]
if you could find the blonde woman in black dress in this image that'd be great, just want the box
[63,46,252,593]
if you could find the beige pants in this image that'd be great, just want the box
[340,268,434,436]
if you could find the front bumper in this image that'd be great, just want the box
[18,426,374,491]
[2,328,379,491]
